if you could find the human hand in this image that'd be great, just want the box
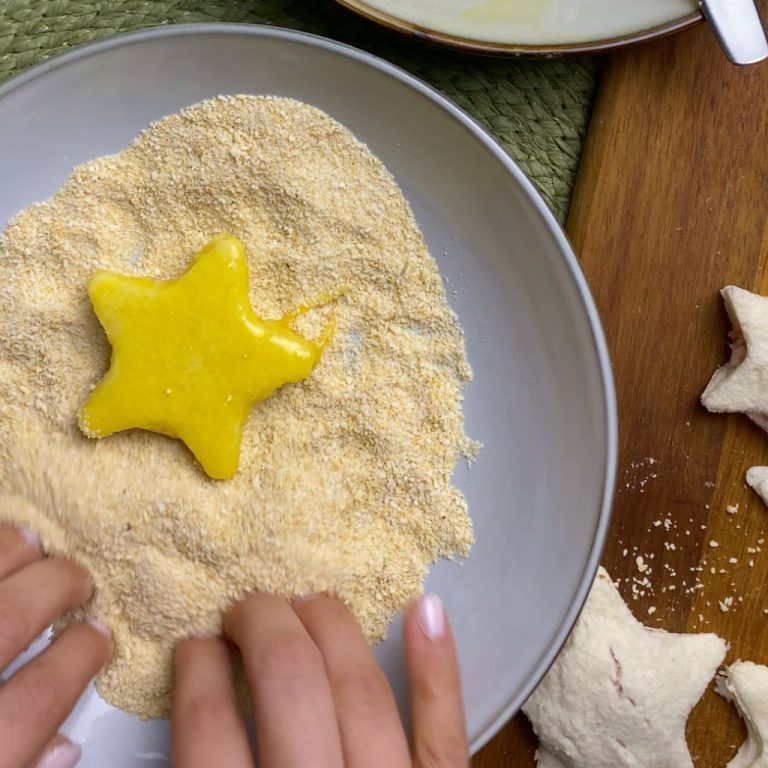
[0,526,112,768]
[173,592,468,768]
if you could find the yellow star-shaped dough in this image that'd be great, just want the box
[80,234,330,480]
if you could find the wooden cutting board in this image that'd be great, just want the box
[474,7,768,767]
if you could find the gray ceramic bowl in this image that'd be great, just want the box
[0,25,616,764]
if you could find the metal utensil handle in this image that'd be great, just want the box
[700,0,768,65]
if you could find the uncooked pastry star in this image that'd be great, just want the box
[717,661,768,768]
[746,466,768,507]
[523,567,726,768]
[534,748,569,768]
[80,235,330,480]
[702,286,768,431]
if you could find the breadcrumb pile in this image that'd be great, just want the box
[0,96,475,718]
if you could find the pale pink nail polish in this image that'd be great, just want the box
[86,618,112,638]
[418,593,446,640]
[18,526,41,550]
[33,740,81,768]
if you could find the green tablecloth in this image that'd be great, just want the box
[0,0,599,221]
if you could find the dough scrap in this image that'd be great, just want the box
[702,286,768,431]
[717,661,768,768]
[523,567,727,768]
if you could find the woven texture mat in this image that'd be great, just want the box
[0,0,599,220]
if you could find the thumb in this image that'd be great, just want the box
[403,594,468,768]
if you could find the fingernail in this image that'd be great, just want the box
[417,593,445,640]
[86,618,112,638]
[187,629,218,640]
[33,739,81,768]
[18,526,41,550]
[291,593,321,605]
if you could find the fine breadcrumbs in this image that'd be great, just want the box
[0,96,476,718]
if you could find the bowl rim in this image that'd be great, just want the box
[0,22,618,753]
[335,0,702,56]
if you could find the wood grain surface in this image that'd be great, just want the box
[474,9,768,767]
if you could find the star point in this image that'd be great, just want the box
[702,286,768,427]
[717,661,768,768]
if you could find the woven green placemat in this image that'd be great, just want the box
[0,0,599,221]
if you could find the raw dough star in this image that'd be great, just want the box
[746,467,768,507]
[717,661,768,768]
[523,567,727,768]
[535,749,569,768]
[702,286,768,431]
[80,235,328,480]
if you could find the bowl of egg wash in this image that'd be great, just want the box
[0,24,616,762]
[335,0,701,55]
